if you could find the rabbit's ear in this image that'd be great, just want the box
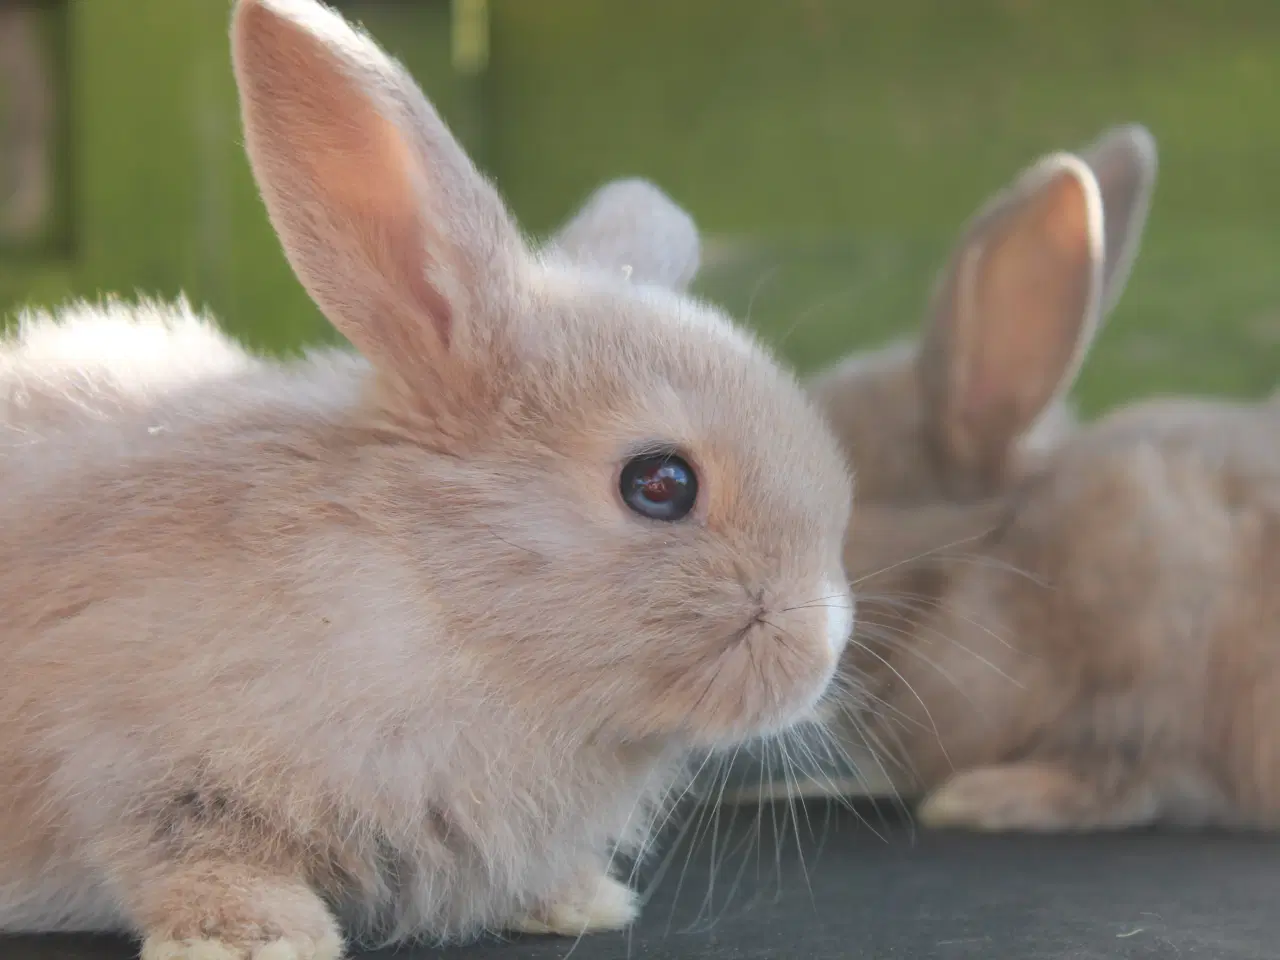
[1078,124,1158,316]
[920,154,1104,484]
[231,0,525,389]
[548,179,701,291]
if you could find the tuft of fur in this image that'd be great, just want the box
[0,0,854,955]
[0,297,263,433]
[824,126,1280,833]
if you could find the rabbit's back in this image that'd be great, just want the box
[1061,400,1280,821]
[883,398,1280,826]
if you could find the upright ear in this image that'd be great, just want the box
[547,179,701,291]
[919,154,1103,485]
[231,0,525,388]
[1078,123,1158,316]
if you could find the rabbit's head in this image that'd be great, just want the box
[810,125,1158,505]
[230,0,854,749]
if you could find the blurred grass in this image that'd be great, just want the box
[1,0,1278,416]
[487,0,1280,415]
[694,226,1280,416]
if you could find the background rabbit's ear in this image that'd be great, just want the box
[231,0,525,390]
[548,179,701,291]
[1078,123,1159,316]
[919,154,1104,485]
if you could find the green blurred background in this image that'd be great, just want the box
[2,0,1279,415]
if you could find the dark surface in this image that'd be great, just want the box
[6,797,1280,959]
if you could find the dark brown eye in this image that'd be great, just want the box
[620,452,698,522]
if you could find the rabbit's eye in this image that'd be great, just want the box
[620,451,698,522]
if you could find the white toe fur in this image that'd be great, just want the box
[509,873,638,937]
[141,941,242,960]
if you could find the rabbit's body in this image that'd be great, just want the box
[0,223,847,951]
[826,126,1280,831]
[0,376,686,931]
[0,2,855,956]
[848,394,1280,830]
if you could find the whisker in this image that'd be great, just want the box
[847,528,998,587]
[844,635,954,772]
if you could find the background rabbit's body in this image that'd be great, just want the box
[827,126,1280,830]
[848,393,1280,831]
[0,2,855,956]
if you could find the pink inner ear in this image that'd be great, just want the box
[303,81,456,350]
[963,172,1093,428]
[238,6,455,351]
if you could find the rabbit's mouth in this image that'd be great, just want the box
[712,577,855,744]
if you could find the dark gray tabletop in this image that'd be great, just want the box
[6,798,1277,960]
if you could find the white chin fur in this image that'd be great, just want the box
[759,580,855,735]
[822,578,855,658]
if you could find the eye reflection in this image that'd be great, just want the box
[620,452,698,522]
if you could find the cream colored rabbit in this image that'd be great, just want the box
[0,2,855,958]
[829,133,1280,833]
[809,124,1157,505]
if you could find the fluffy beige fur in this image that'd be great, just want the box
[0,1,854,957]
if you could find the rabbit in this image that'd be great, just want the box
[0,2,856,958]
[807,123,1158,506]
[0,177,699,436]
[717,125,1158,807]
[825,130,1280,833]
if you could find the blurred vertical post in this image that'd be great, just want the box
[449,0,490,172]
[0,4,53,246]
[451,0,489,75]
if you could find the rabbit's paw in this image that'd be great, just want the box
[509,872,638,937]
[918,762,1108,832]
[139,933,343,960]
[133,863,344,960]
